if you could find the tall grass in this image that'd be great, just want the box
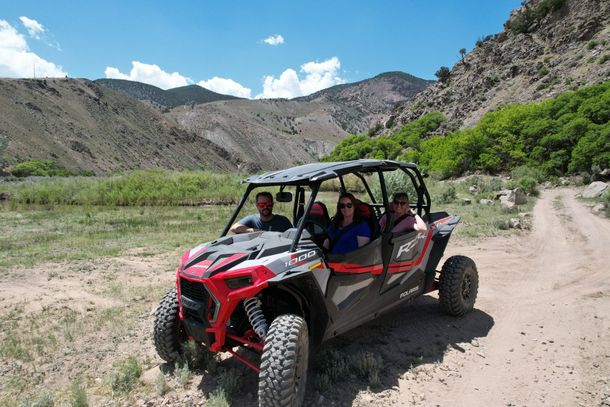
[2,170,245,206]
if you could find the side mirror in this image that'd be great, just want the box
[276,191,293,202]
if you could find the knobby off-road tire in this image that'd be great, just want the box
[258,314,309,407]
[439,255,479,316]
[153,288,187,362]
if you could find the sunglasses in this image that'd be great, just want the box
[339,203,353,209]
[393,200,409,206]
[256,202,273,209]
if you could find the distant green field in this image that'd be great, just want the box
[1,169,246,206]
[0,173,536,272]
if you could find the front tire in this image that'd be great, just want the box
[258,314,309,407]
[439,255,479,316]
[153,288,187,362]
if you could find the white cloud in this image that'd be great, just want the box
[19,16,44,39]
[0,20,66,77]
[197,77,251,98]
[257,56,345,99]
[263,34,284,46]
[18,16,61,50]
[104,61,191,89]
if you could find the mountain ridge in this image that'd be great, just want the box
[0,71,430,173]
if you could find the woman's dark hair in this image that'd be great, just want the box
[331,192,361,229]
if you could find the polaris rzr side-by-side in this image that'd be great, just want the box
[153,159,479,407]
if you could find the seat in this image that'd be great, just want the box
[309,201,330,228]
[356,201,379,239]
[298,201,330,246]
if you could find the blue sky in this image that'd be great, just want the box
[1,1,521,98]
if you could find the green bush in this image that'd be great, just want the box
[70,380,88,407]
[434,184,457,203]
[18,390,54,407]
[512,176,539,196]
[110,356,141,394]
[206,389,230,407]
[10,160,70,177]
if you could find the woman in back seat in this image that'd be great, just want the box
[379,192,427,234]
[323,193,371,254]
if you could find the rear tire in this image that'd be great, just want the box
[439,255,478,316]
[258,314,309,407]
[153,288,187,362]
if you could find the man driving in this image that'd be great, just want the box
[230,191,293,233]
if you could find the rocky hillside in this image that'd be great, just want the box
[389,0,610,132]
[0,72,429,173]
[296,72,433,133]
[160,72,431,171]
[0,78,236,174]
[95,79,240,109]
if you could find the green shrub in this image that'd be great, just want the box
[18,390,54,407]
[435,184,457,203]
[512,176,539,196]
[110,356,141,394]
[10,160,70,177]
[154,372,170,396]
[174,361,190,387]
[218,369,241,401]
[70,380,88,407]
[180,340,210,370]
[493,219,510,230]
[206,389,230,407]
[351,351,383,388]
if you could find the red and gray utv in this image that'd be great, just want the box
[153,159,478,407]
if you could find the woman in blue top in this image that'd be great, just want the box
[323,193,372,254]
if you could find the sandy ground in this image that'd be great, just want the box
[0,188,608,406]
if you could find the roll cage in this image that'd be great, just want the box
[220,159,431,252]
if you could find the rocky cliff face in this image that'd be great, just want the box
[390,0,610,132]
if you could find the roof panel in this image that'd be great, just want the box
[246,159,418,185]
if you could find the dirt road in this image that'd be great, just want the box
[1,188,608,406]
[386,188,610,407]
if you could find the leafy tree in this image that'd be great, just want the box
[434,66,451,83]
[459,48,467,65]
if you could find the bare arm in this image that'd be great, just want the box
[229,223,256,234]
[412,212,428,233]
[357,235,370,247]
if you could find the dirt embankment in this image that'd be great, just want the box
[0,188,608,406]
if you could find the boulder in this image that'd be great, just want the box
[462,198,472,205]
[582,181,609,198]
[469,185,480,194]
[500,195,517,210]
[495,190,511,199]
[591,203,607,217]
[509,218,522,229]
[0,192,10,201]
[480,199,494,206]
[496,188,527,205]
